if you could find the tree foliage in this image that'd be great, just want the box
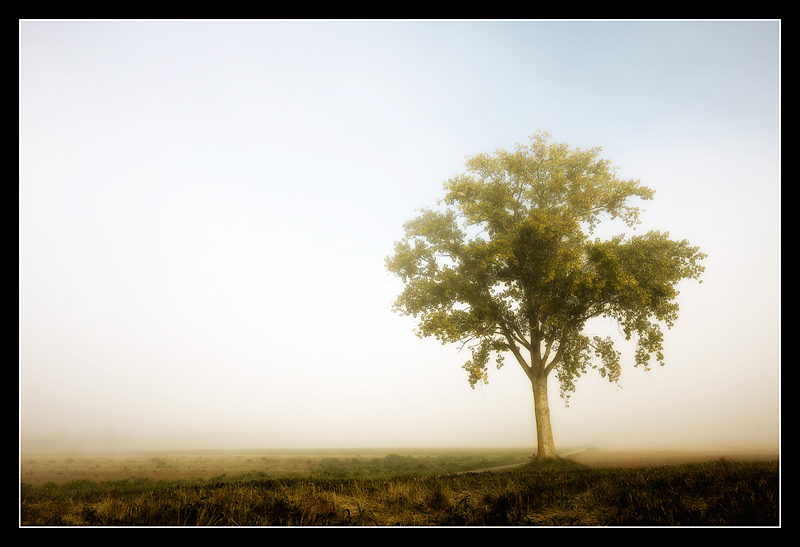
[386,131,706,405]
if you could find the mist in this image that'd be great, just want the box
[20,20,779,457]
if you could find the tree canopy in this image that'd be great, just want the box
[386,131,706,423]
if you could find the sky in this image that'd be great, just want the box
[19,20,780,455]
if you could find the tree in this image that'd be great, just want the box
[385,131,706,462]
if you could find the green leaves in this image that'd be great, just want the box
[444,130,655,236]
[386,131,705,398]
[461,337,509,388]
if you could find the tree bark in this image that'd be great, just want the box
[531,374,557,461]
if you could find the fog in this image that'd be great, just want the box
[20,20,780,456]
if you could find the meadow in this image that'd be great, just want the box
[19,448,779,526]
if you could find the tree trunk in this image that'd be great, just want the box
[531,374,557,461]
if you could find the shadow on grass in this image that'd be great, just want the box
[519,457,591,471]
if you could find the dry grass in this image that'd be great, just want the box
[20,458,780,526]
[21,452,321,486]
[20,448,780,526]
[19,448,531,486]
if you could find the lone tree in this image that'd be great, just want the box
[386,131,706,462]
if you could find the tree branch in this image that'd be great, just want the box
[500,324,533,381]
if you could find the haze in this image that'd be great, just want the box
[19,21,780,455]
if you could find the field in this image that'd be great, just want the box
[20,447,779,526]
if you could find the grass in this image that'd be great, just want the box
[19,451,779,526]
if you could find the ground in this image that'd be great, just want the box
[567,446,778,468]
[19,446,779,487]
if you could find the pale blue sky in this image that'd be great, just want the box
[20,20,779,453]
